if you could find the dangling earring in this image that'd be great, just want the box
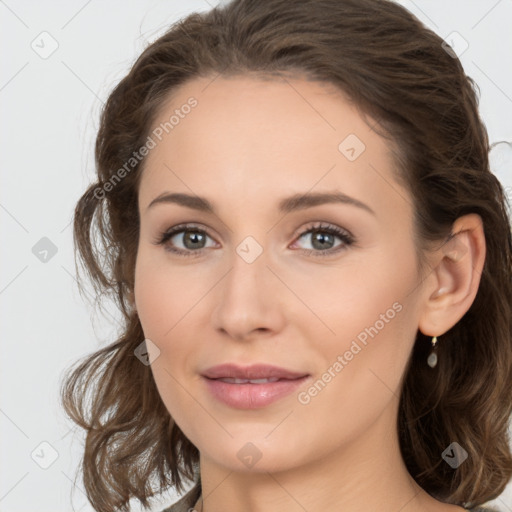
[427,336,438,368]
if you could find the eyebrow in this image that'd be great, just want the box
[146,191,375,216]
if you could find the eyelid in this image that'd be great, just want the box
[290,221,353,243]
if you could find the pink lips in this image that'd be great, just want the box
[201,363,310,409]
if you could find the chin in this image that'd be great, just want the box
[196,434,310,474]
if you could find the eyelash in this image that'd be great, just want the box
[153,222,355,258]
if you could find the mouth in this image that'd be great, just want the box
[201,364,311,409]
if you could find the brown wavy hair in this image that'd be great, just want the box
[60,0,512,510]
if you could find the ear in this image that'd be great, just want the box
[418,213,486,337]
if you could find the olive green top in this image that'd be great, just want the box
[160,480,501,512]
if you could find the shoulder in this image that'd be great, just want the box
[159,481,201,512]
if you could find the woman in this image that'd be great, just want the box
[61,0,512,511]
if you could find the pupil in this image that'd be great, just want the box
[312,231,333,250]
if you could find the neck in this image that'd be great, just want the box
[194,403,457,512]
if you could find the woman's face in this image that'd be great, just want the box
[134,75,429,473]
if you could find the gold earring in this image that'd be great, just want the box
[427,336,438,368]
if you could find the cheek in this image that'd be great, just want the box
[133,250,213,399]
[294,277,419,446]
[300,244,419,366]
[134,248,209,340]
[290,258,412,338]
[133,254,194,417]
[318,254,420,395]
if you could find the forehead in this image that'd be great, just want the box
[138,74,409,220]
[147,74,375,160]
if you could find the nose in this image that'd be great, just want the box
[211,245,286,341]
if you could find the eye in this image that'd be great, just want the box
[291,222,354,256]
[153,221,355,258]
[153,223,217,257]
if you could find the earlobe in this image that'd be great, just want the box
[418,213,486,337]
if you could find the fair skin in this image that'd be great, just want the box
[133,75,486,512]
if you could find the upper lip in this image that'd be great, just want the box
[201,363,309,380]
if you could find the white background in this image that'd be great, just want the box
[1,1,511,511]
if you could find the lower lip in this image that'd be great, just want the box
[202,376,310,409]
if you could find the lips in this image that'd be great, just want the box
[201,364,311,409]
[201,363,309,381]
